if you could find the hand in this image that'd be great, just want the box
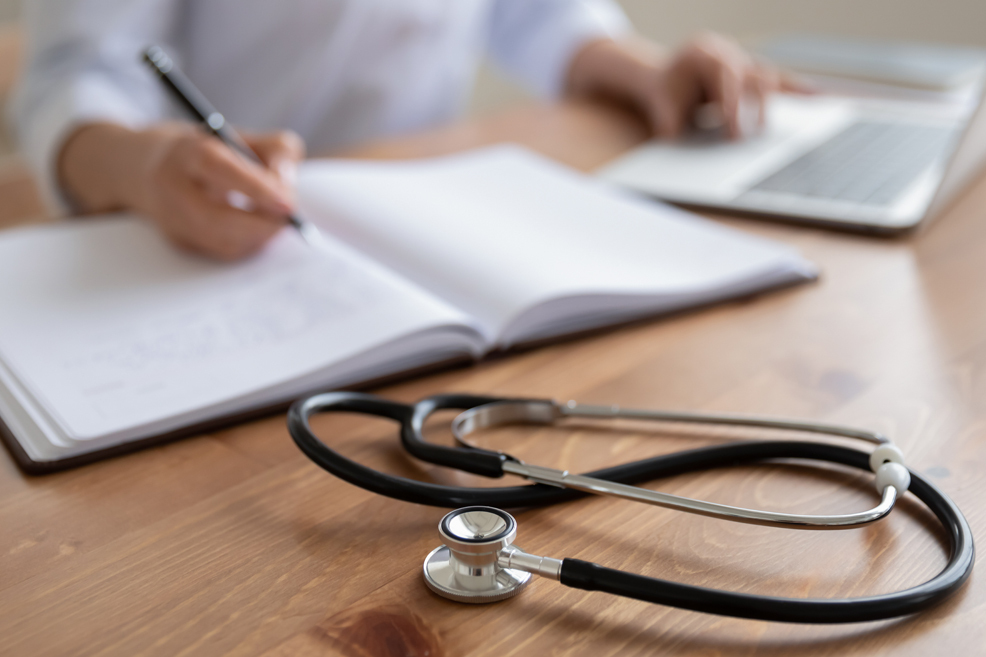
[567,33,807,140]
[59,122,306,260]
[136,125,306,260]
[642,33,806,139]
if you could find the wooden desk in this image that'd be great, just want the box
[1,102,984,656]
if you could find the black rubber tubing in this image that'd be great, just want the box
[560,458,974,623]
[287,391,974,623]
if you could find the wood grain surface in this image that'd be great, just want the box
[1,101,984,657]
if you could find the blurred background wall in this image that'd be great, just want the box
[621,0,986,45]
[0,0,15,22]
[3,0,986,156]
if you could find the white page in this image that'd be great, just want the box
[297,145,815,345]
[0,217,479,442]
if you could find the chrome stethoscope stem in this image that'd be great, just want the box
[561,401,889,444]
[453,400,890,447]
[452,400,909,530]
[502,460,899,530]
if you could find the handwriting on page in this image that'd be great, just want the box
[65,273,368,379]
[0,218,468,441]
[42,251,389,431]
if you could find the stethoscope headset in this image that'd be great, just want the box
[287,391,974,624]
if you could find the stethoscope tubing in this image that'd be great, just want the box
[287,391,974,623]
[559,455,973,623]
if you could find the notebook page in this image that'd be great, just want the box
[297,146,815,346]
[0,217,479,442]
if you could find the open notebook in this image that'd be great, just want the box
[0,145,817,472]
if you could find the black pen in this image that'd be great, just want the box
[142,45,328,252]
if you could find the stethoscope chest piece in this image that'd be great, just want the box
[423,507,532,603]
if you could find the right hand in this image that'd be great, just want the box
[59,122,306,260]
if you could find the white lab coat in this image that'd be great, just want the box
[10,0,630,212]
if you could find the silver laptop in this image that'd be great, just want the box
[598,90,986,234]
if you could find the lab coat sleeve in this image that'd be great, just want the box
[486,0,633,98]
[8,0,182,214]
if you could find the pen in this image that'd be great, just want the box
[142,45,328,252]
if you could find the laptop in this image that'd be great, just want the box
[597,90,986,234]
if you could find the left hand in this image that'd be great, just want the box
[568,33,807,140]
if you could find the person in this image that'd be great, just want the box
[12,0,794,261]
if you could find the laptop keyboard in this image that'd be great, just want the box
[747,120,958,207]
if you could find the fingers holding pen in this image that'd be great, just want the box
[182,207,283,262]
[159,171,284,261]
[58,119,306,261]
[126,123,307,260]
[244,130,306,191]
[181,133,296,220]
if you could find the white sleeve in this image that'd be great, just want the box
[486,0,632,98]
[8,0,183,214]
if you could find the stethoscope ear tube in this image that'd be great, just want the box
[401,393,519,478]
[290,393,897,510]
[288,391,584,508]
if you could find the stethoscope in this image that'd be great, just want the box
[287,391,974,623]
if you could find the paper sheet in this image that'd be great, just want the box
[0,218,472,440]
[298,145,815,344]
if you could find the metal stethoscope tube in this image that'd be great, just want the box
[451,399,908,529]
